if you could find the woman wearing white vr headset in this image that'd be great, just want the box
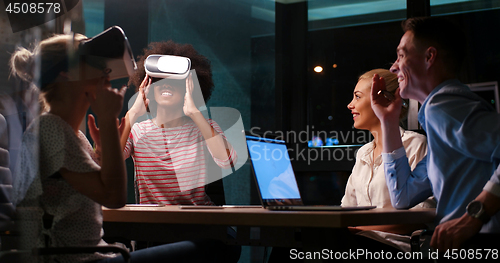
[120,41,237,207]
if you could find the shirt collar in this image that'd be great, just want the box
[398,126,406,138]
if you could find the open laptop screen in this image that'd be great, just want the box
[246,136,302,206]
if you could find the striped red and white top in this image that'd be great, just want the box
[124,118,237,205]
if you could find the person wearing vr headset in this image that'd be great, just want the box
[10,32,239,263]
[120,41,237,206]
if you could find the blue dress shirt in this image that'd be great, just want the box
[383,79,500,233]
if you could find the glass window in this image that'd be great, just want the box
[306,0,500,147]
[82,0,104,37]
[431,0,500,16]
[146,0,275,205]
[307,1,406,146]
[308,0,407,30]
[148,0,275,132]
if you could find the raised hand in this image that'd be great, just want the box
[183,72,200,117]
[370,74,402,124]
[129,75,151,119]
[88,114,101,149]
[88,115,126,152]
[120,76,151,152]
[86,76,127,122]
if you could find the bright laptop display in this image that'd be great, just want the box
[246,136,302,205]
[246,135,375,211]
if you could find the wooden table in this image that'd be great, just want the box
[103,205,435,227]
[102,205,435,248]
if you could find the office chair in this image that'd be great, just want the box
[0,245,131,263]
[0,114,131,263]
[0,210,131,263]
[204,144,226,206]
[410,229,432,253]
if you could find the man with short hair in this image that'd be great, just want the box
[371,16,500,251]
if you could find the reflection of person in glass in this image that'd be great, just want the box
[11,34,240,262]
[10,33,129,262]
[119,41,237,205]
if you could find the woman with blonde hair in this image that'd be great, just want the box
[11,33,238,263]
[342,68,433,252]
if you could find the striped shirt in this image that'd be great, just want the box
[124,118,236,205]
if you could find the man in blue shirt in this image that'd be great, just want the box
[370,16,500,251]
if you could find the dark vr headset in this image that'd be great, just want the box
[40,26,136,87]
[145,55,191,79]
[77,25,137,80]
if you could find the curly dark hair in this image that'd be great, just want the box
[129,40,214,103]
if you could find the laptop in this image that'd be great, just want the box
[246,135,376,211]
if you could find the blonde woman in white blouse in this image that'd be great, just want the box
[342,69,433,252]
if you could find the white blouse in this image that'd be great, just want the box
[16,113,115,263]
[341,128,428,208]
[341,128,432,252]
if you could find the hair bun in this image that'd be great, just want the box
[10,47,34,82]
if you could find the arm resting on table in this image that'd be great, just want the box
[383,148,433,209]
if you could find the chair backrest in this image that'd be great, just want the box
[203,145,225,205]
[0,113,15,233]
[1,206,131,262]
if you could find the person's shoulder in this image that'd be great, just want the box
[132,119,154,131]
[39,112,61,122]
[432,80,478,101]
[401,130,427,154]
[356,141,373,157]
[38,113,68,131]
[427,80,494,114]
[402,130,426,140]
[38,114,78,144]
[26,114,68,153]
[139,119,153,125]
[402,130,427,145]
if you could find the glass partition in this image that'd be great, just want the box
[148,0,275,131]
[306,0,500,147]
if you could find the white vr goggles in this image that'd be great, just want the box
[145,55,191,79]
